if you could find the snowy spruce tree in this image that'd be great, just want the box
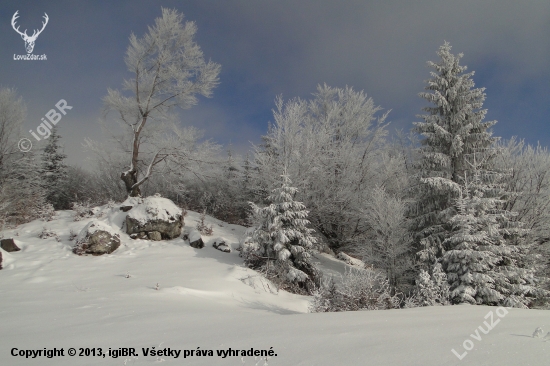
[412,264,450,306]
[441,159,544,308]
[40,126,69,209]
[411,41,498,269]
[244,173,319,294]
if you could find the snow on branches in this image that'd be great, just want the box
[242,174,319,294]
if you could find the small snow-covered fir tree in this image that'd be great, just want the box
[245,173,319,294]
[415,269,437,306]
[411,41,498,269]
[40,126,68,209]
[413,263,450,306]
[442,159,543,308]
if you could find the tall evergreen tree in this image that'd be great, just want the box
[412,41,498,268]
[40,126,68,209]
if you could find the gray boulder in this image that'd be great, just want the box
[0,238,20,252]
[148,231,162,241]
[73,221,121,256]
[125,196,184,240]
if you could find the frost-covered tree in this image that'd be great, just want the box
[40,126,68,209]
[412,263,450,306]
[442,159,542,308]
[241,152,257,210]
[253,84,393,249]
[0,88,25,175]
[0,151,53,226]
[411,41,498,268]
[356,187,413,294]
[244,173,319,294]
[495,139,550,238]
[103,7,220,197]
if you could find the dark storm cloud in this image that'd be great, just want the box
[0,0,548,165]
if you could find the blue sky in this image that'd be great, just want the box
[1,0,548,166]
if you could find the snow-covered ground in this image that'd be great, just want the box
[0,207,548,365]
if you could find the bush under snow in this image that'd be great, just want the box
[310,267,400,312]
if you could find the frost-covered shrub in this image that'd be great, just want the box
[69,229,78,241]
[196,210,213,236]
[72,201,94,221]
[310,267,400,312]
[39,227,60,242]
[239,236,260,260]
[37,203,55,222]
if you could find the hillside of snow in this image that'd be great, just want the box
[0,206,548,365]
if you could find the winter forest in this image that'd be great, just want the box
[1,5,550,366]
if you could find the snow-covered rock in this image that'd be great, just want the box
[212,238,231,253]
[125,196,184,240]
[73,220,121,255]
[188,229,204,249]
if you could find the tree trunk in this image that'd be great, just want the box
[121,169,141,197]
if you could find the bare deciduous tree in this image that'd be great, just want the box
[103,8,220,197]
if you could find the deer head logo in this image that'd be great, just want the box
[11,11,49,54]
